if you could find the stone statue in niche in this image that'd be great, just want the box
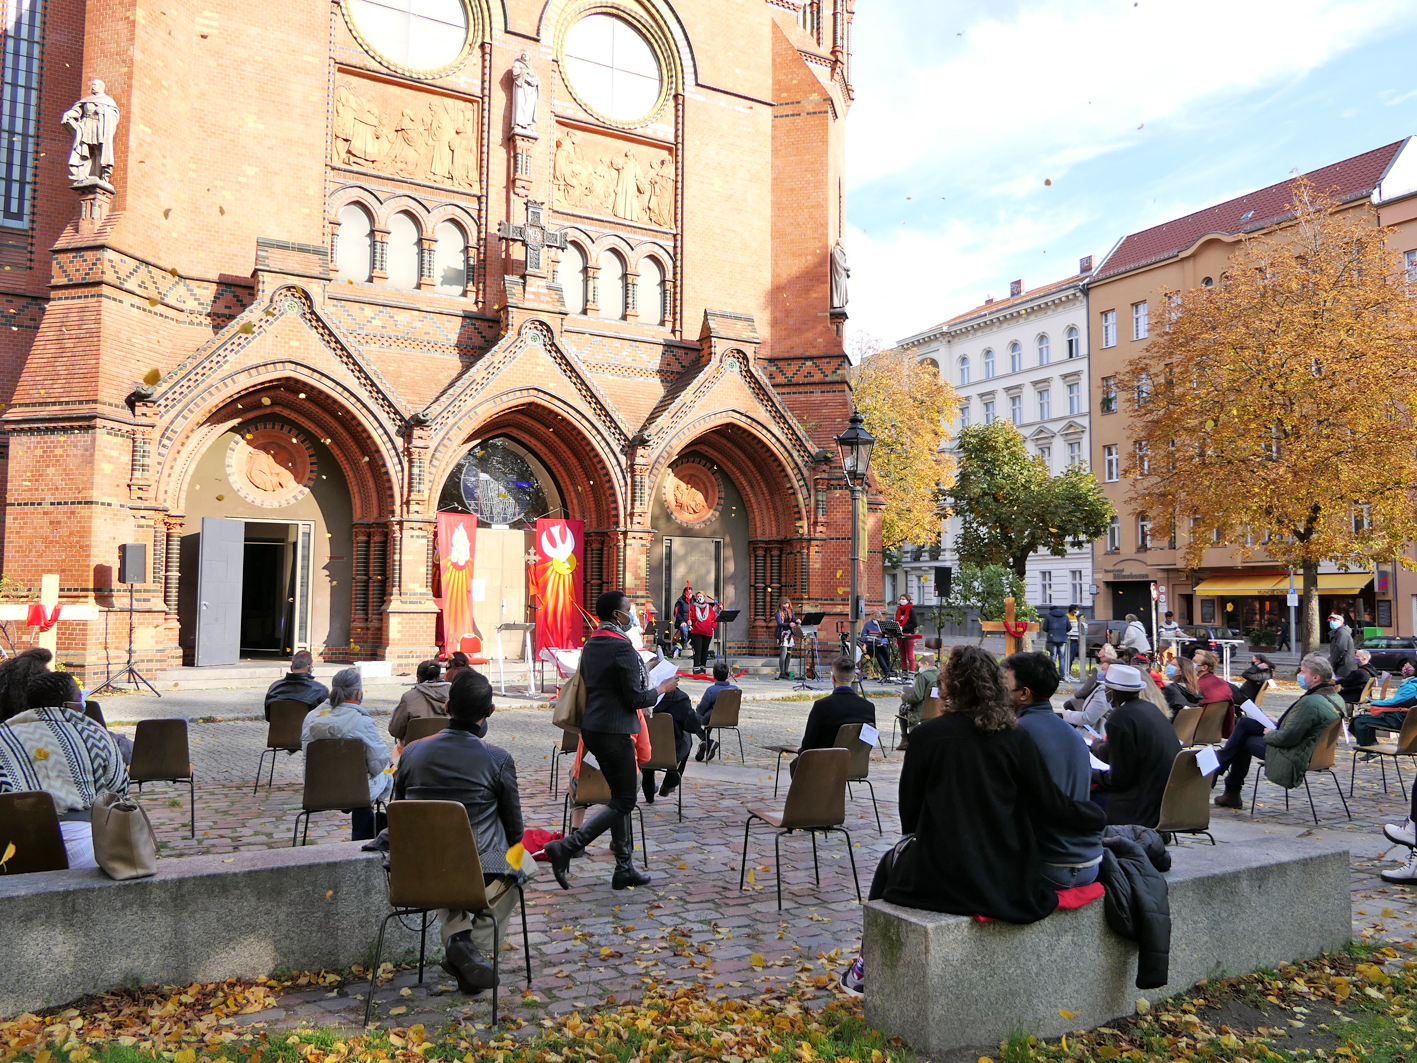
[61,78,120,188]
[610,150,646,222]
[331,77,480,188]
[553,127,674,227]
[511,52,540,134]
[830,239,850,310]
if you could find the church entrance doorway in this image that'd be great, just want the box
[195,517,315,666]
[661,537,722,627]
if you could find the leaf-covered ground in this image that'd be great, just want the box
[4,944,1416,1063]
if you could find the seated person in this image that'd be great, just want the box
[263,649,329,721]
[1352,660,1417,749]
[875,644,1105,922]
[791,656,875,775]
[1233,653,1276,704]
[393,670,532,994]
[388,659,452,744]
[693,661,737,761]
[1162,654,1203,719]
[0,646,54,721]
[861,612,892,677]
[443,651,472,686]
[1003,651,1104,890]
[301,668,392,841]
[1089,664,1182,827]
[1338,649,1380,707]
[642,681,706,802]
[896,650,941,750]
[1192,650,1236,738]
[0,671,128,868]
[1061,645,1116,733]
[1215,654,1343,808]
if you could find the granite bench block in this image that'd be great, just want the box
[0,844,424,1016]
[862,822,1351,1055]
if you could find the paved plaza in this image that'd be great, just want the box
[88,673,1417,1032]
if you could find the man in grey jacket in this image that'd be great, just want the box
[394,670,532,994]
[1328,613,1357,679]
[262,649,328,721]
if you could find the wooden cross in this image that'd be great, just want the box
[978,595,1039,656]
[497,199,566,276]
[0,574,98,655]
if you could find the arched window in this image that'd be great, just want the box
[386,211,421,289]
[433,221,467,296]
[982,349,995,379]
[558,244,587,314]
[958,355,970,386]
[1009,341,1022,373]
[1065,325,1080,358]
[639,257,665,326]
[336,204,373,283]
[1036,333,1050,365]
[599,250,626,319]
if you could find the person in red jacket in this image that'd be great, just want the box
[688,591,719,675]
[895,594,919,673]
[1192,649,1236,739]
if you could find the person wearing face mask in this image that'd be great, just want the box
[1234,653,1276,705]
[1161,654,1203,719]
[1351,660,1417,749]
[542,591,679,890]
[1087,664,1182,827]
[1338,649,1379,709]
[895,594,918,673]
[1191,650,1236,738]
[688,592,719,675]
[1213,654,1341,810]
[672,586,693,658]
[1061,644,1116,732]
[1328,612,1357,679]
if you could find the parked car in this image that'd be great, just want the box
[1362,635,1417,674]
[1083,620,1129,661]
[1167,625,1243,659]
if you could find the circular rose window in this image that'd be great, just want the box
[562,13,664,124]
[344,0,470,75]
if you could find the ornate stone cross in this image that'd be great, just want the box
[498,199,566,276]
[978,595,1039,656]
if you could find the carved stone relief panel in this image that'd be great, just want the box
[333,72,481,189]
[552,124,674,229]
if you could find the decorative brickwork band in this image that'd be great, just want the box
[130,436,150,481]
[354,529,370,620]
[164,528,181,615]
[370,532,388,616]
[752,546,767,620]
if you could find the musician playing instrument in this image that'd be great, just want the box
[895,594,919,672]
[861,611,892,678]
[774,599,796,680]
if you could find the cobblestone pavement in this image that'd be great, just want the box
[102,681,1417,1034]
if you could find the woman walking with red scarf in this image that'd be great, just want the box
[689,591,719,675]
[895,594,919,673]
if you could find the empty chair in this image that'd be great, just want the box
[838,722,883,833]
[363,800,531,1026]
[1253,718,1351,823]
[0,791,69,873]
[704,688,745,763]
[402,716,450,743]
[1155,750,1214,844]
[739,746,860,909]
[1192,701,1230,746]
[561,763,648,867]
[459,635,492,669]
[1171,705,1203,747]
[292,738,380,846]
[253,700,311,794]
[1349,707,1417,797]
[130,718,195,838]
[642,711,684,821]
[549,727,577,798]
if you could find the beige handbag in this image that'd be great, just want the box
[90,791,159,880]
[551,668,586,733]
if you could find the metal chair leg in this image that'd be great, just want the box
[188,777,195,838]
[268,751,278,791]
[1327,769,1352,820]
[738,816,754,890]
[736,729,745,764]
[489,910,501,1026]
[861,779,882,833]
[254,750,271,796]
[292,811,305,847]
[1349,750,1359,797]
[838,826,861,902]
[810,830,819,885]
[635,805,648,868]
[417,912,427,983]
[362,910,400,1026]
[774,751,788,798]
[302,814,311,847]
[774,831,784,910]
[517,885,532,985]
[1302,776,1318,824]
[1397,757,1406,795]
[1249,770,1260,815]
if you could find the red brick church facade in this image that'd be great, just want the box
[0,0,875,676]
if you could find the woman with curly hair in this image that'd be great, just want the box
[0,647,53,723]
[875,644,1106,923]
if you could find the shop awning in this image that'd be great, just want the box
[1192,574,1374,596]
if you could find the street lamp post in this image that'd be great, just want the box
[835,408,876,679]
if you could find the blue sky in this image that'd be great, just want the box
[844,0,1417,349]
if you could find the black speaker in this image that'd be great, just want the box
[935,566,953,599]
[118,543,147,585]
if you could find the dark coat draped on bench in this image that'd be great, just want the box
[1098,824,1172,989]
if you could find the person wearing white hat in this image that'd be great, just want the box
[1088,663,1182,828]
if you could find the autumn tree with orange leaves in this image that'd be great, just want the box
[1119,182,1417,653]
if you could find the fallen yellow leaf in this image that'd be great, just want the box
[326,890,334,900]
[747,868,756,885]
[388,1006,407,1016]
[175,1050,196,1063]
[1058,1009,1077,1019]
[1,840,15,868]
[750,953,766,968]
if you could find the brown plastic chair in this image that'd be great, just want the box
[66,700,107,728]
[1155,750,1214,844]
[293,738,380,846]
[705,688,745,763]
[739,747,860,909]
[1172,705,1203,746]
[560,762,648,867]
[254,700,312,794]
[0,791,69,873]
[130,718,195,837]
[1355,676,1375,709]
[363,800,531,1027]
[549,727,577,798]
[1349,706,1417,797]
[643,711,684,822]
[765,723,881,831]
[921,696,944,721]
[402,716,450,743]
[1253,718,1351,823]
[1192,701,1230,746]
[922,637,943,651]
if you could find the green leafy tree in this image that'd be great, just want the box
[943,421,1115,581]
[937,563,1036,639]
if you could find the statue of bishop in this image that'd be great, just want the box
[62,78,120,189]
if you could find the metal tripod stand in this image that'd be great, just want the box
[90,583,162,697]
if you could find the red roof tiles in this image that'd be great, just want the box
[1093,141,1406,281]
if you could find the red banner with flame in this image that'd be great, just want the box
[531,518,585,654]
[436,513,478,657]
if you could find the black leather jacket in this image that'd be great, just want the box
[263,671,330,720]
[393,725,523,874]
[580,626,656,734]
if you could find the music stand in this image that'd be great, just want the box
[876,619,905,681]
[715,609,740,670]
[794,611,826,690]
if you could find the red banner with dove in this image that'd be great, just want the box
[532,518,585,654]
[436,513,478,657]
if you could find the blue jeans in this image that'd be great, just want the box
[1040,861,1100,890]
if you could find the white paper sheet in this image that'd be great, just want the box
[581,750,599,771]
[647,657,679,688]
[1195,745,1221,776]
[929,687,939,699]
[470,578,486,602]
[1089,752,1110,772]
[1240,698,1278,730]
[860,724,880,747]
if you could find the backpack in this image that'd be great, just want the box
[551,629,631,733]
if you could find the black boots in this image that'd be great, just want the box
[441,930,496,993]
[543,806,617,888]
[610,816,651,890]
[642,771,657,804]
